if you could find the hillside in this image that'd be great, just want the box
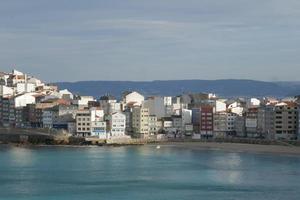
[55,79,300,99]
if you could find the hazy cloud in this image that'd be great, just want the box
[0,0,299,82]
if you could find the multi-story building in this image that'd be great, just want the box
[162,117,174,134]
[109,112,126,138]
[172,115,182,135]
[200,106,214,138]
[192,108,201,133]
[15,106,30,128]
[0,85,14,97]
[213,112,227,138]
[257,104,275,139]
[132,106,150,138]
[164,96,173,117]
[99,95,121,114]
[91,121,106,139]
[73,96,95,109]
[76,110,91,137]
[76,108,106,138]
[274,102,298,140]
[143,96,165,119]
[245,108,259,138]
[235,115,246,137]
[122,91,144,109]
[149,115,158,136]
[0,96,12,127]
[227,112,237,134]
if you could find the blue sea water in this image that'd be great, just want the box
[0,145,300,200]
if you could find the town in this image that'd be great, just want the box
[0,69,300,144]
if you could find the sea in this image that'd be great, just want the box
[0,145,300,200]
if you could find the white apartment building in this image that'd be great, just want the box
[0,85,14,96]
[228,101,244,116]
[58,89,74,100]
[91,121,107,139]
[123,91,144,107]
[73,96,95,108]
[246,98,261,108]
[16,82,36,94]
[109,112,126,138]
[14,93,36,108]
[215,100,227,113]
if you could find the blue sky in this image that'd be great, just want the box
[0,0,299,82]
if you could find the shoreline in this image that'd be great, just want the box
[1,141,300,156]
[157,142,300,156]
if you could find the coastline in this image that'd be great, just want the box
[2,141,300,156]
[157,142,300,156]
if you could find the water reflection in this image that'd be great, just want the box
[210,153,243,184]
[8,146,35,167]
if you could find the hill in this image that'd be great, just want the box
[55,79,300,99]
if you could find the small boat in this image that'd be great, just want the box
[156,145,161,149]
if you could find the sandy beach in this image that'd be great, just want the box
[158,142,300,156]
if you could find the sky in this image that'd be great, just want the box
[0,0,300,82]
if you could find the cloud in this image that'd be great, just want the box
[0,0,300,82]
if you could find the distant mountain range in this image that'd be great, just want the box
[55,80,300,99]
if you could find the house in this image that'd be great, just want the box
[122,91,144,108]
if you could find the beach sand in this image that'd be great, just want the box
[158,142,300,156]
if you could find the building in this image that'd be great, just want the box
[227,100,245,116]
[172,115,182,136]
[192,108,201,133]
[91,121,107,139]
[226,112,237,134]
[164,96,173,117]
[274,102,298,140]
[76,110,91,137]
[99,95,121,114]
[257,104,275,139]
[245,108,259,138]
[0,96,12,127]
[246,98,261,108]
[235,115,246,137]
[200,106,214,138]
[132,106,150,138]
[143,96,165,119]
[149,115,158,136]
[0,85,14,97]
[73,96,95,109]
[109,112,126,138]
[213,112,227,138]
[122,91,144,108]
